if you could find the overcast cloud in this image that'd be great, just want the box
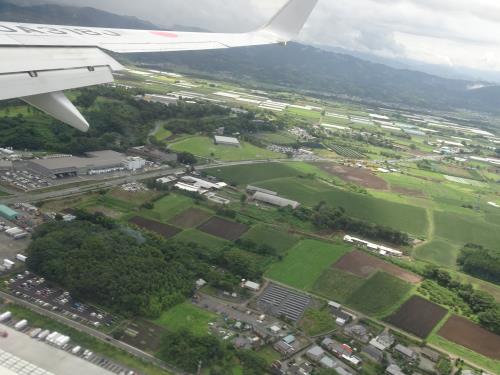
[31,0,500,71]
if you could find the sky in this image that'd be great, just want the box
[27,0,500,72]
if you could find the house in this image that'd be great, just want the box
[394,344,418,360]
[269,325,281,334]
[274,340,294,355]
[321,338,352,357]
[386,364,405,375]
[282,335,296,345]
[195,279,207,289]
[242,280,261,292]
[421,347,440,363]
[306,345,325,362]
[362,344,384,363]
[370,332,395,351]
[214,135,240,147]
[344,324,370,343]
[319,355,337,369]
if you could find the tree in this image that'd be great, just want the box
[478,306,500,334]
[240,194,247,205]
[177,152,197,165]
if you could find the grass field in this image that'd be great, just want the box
[299,308,338,336]
[312,268,365,303]
[153,125,172,142]
[255,132,297,145]
[139,194,194,223]
[434,211,500,249]
[414,239,460,267]
[241,225,300,254]
[265,240,350,290]
[345,272,414,317]
[429,334,500,374]
[257,177,428,236]
[169,136,284,161]
[204,162,301,186]
[152,302,216,337]
[174,228,229,249]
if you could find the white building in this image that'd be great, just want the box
[242,280,261,292]
[214,136,240,147]
[343,235,402,257]
[124,157,146,171]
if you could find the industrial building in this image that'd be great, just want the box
[246,185,278,196]
[214,135,240,147]
[0,160,12,170]
[25,151,143,179]
[252,191,300,209]
[0,204,18,220]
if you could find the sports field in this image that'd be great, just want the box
[345,272,414,317]
[169,136,284,161]
[153,302,216,336]
[265,240,350,290]
[241,225,300,253]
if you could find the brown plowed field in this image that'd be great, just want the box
[129,216,182,238]
[391,186,426,198]
[439,315,500,360]
[315,163,388,190]
[169,208,212,228]
[386,296,447,338]
[334,250,422,284]
[198,217,249,241]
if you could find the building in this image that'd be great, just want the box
[252,192,300,209]
[214,135,240,147]
[343,235,402,257]
[306,346,325,362]
[319,356,337,369]
[181,176,226,190]
[370,332,395,351]
[274,340,294,355]
[394,344,417,360]
[242,280,261,292]
[0,205,18,220]
[124,157,146,171]
[26,150,127,179]
[386,364,405,375]
[246,185,278,196]
[0,160,12,170]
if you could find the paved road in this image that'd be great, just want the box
[0,291,186,375]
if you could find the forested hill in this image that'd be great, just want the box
[3,1,500,114]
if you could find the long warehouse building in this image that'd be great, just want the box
[252,191,300,209]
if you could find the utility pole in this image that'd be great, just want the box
[196,360,202,375]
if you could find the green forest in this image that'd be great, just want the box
[458,244,500,285]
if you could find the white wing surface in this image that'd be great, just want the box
[0,0,318,131]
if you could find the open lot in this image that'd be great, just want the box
[121,320,166,353]
[168,207,212,228]
[386,296,447,338]
[334,250,422,284]
[438,315,500,360]
[345,272,414,316]
[265,240,350,290]
[0,231,30,260]
[198,216,249,241]
[315,163,388,190]
[129,216,182,238]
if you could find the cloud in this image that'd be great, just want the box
[23,0,500,71]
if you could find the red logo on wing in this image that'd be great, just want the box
[150,31,178,38]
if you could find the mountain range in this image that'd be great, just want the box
[2,0,500,115]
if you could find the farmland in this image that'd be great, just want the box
[414,239,459,267]
[345,272,414,316]
[139,194,195,223]
[333,250,422,284]
[312,268,365,303]
[315,163,388,190]
[241,224,300,253]
[438,315,500,360]
[386,296,447,338]
[168,136,284,161]
[198,216,249,241]
[328,144,366,159]
[169,207,212,228]
[265,239,350,290]
[173,228,230,249]
[129,216,182,238]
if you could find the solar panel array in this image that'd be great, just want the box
[257,284,311,322]
[0,349,54,375]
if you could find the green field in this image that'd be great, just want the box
[241,225,300,253]
[255,132,298,145]
[429,334,500,375]
[265,239,350,290]
[205,162,301,186]
[312,268,365,303]
[414,239,460,267]
[153,302,216,337]
[346,272,414,317]
[139,194,194,222]
[299,308,338,336]
[169,136,284,161]
[434,211,500,249]
[153,125,172,142]
[257,177,428,236]
[174,228,229,249]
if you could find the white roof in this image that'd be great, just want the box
[214,136,240,145]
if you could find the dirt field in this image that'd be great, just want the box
[169,208,212,229]
[391,186,426,198]
[198,217,249,241]
[120,320,166,352]
[315,163,388,190]
[386,296,447,338]
[439,315,500,360]
[129,216,182,238]
[334,250,422,284]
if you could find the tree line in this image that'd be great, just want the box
[458,244,500,285]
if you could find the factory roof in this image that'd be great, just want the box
[30,151,125,170]
[214,136,240,145]
[253,191,300,209]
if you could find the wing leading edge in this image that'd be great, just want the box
[0,0,318,131]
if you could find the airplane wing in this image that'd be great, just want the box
[0,0,318,131]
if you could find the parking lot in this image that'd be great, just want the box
[0,218,30,261]
[6,272,116,329]
[0,170,52,191]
